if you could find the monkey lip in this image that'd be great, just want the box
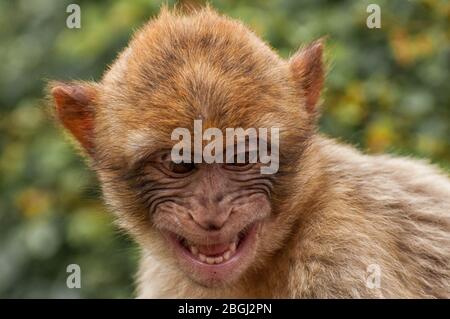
[165,223,258,283]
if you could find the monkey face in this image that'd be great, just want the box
[140,152,273,286]
[50,8,324,290]
[94,122,288,287]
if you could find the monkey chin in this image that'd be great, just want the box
[164,223,260,287]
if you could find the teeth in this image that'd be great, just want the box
[223,251,231,260]
[185,239,239,264]
[190,246,198,255]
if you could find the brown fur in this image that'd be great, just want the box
[49,7,450,298]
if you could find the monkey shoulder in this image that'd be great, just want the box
[299,137,450,297]
[316,136,450,215]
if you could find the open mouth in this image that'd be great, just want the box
[178,228,250,265]
[164,223,258,284]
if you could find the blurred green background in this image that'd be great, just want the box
[0,0,449,298]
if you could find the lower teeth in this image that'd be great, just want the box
[183,241,239,264]
[176,229,250,264]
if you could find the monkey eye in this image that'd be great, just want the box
[223,152,255,170]
[159,153,196,175]
[166,161,196,174]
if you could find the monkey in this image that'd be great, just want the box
[49,7,450,298]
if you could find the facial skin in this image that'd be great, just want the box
[145,155,273,285]
[50,7,323,288]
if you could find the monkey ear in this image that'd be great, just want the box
[289,39,325,113]
[49,82,97,155]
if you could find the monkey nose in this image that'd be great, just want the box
[189,208,231,231]
[204,222,223,231]
[192,216,226,231]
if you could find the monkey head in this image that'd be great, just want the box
[50,8,324,288]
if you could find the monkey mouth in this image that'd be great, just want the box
[165,223,259,285]
[179,231,243,264]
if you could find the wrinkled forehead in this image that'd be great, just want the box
[109,98,290,164]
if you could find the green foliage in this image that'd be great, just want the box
[0,0,448,298]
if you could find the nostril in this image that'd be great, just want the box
[191,217,225,231]
[214,194,224,203]
[206,223,222,231]
[188,206,232,231]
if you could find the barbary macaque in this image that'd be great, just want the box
[49,7,450,298]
